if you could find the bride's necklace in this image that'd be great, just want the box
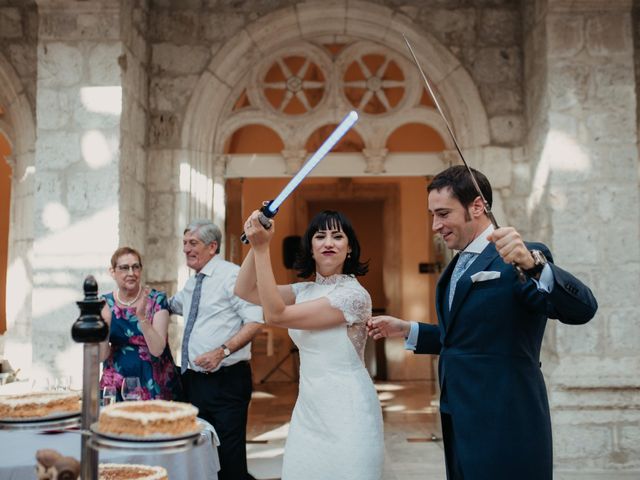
[116,286,142,306]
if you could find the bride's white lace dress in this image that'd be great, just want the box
[282,273,384,480]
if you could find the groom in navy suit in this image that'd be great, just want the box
[369,166,597,480]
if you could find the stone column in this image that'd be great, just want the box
[31,0,127,383]
[524,0,640,472]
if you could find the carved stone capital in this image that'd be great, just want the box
[439,149,459,167]
[362,147,388,175]
[281,149,307,175]
[214,154,229,178]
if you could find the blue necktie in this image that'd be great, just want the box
[181,273,205,374]
[448,252,476,309]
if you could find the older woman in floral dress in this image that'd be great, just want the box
[99,246,182,401]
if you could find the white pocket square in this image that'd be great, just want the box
[471,271,501,283]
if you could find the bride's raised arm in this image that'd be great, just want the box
[235,210,296,308]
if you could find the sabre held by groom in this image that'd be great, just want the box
[368,165,598,480]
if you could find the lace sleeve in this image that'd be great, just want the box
[327,282,372,326]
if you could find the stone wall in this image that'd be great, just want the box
[29,0,126,381]
[523,0,640,472]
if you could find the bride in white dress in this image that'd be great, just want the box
[236,210,384,480]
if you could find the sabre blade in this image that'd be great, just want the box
[402,34,497,228]
[267,110,359,214]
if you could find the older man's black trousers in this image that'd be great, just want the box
[182,362,253,480]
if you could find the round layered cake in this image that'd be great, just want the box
[0,391,80,420]
[99,463,168,480]
[98,400,199,437]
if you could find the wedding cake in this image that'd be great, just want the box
[0,391,80,419]
[97,400,199,437]
[99,463,168,480]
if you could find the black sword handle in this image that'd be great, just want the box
[240,200,278,245]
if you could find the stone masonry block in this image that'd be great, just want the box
[548,63,590,110]
[66,169,118,213]
[586,110,636,144]
[620,425,640,457]
[7,44,37,79]
[38,43,83,88]
[418,8,476,46]
[37,131,82,170]
[478,83,523,116]
[147,193,175,238]
[547,14,584,58]
[469,47,521,84]
[594,267,638,309]
[606,308,640,354]
[586,14,632,57]
[594,184,639,226]
[479,146,512,188]
[147,150,177,192]
[202,12,245,43]
[297,1,346,38]
[554,424,613,459]
[556,320,600,355]
[37,88,72,130]
[39,11,78,40]
[151,75,199,112]
[76,12,120,40]
[489,114,524,145]
[88,43,122,85]
[0,7,23,38]
[151,43,210,76]
[551,222,598,265]
[593,63,635,107]
[477,8,518,46]
[590,144,639,183]
[149,9,201,44]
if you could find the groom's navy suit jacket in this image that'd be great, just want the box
[415,242,597,480]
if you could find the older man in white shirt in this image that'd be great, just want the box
[171,219,262,480]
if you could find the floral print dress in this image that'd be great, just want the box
[100,289,182,401]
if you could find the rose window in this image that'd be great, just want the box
[261,56,326,115]
[342,54,406,114]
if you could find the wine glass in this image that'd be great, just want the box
[102,386,117,406]
[121,377,142,401]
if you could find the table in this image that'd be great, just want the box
[0,428,219,479]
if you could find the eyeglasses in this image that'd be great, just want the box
[115,263,142,273]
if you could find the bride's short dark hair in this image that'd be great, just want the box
[294,210,369,278]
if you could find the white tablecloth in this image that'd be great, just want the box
[0,427,219,480]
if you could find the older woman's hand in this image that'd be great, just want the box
[244,210,275,250]
[135,286,153,326]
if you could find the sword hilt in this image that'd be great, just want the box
[240,200,278,245]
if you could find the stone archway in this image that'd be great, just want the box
[178,1,492,227]
[0,51,36,362]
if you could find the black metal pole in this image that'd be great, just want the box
[71,276,108,480]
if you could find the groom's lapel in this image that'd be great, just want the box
[446,244,499,333]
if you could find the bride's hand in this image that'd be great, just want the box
[244,210,275,250]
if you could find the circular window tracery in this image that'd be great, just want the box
[260,56,326,115]
[342,53,406,114]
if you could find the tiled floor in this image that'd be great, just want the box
[246,380,447,480]
[246,380,639,480]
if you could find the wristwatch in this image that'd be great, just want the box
[523,250,547,277]
[220,344,231,357]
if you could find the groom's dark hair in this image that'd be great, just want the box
[294,210,369,278]
[428,165,492,209]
